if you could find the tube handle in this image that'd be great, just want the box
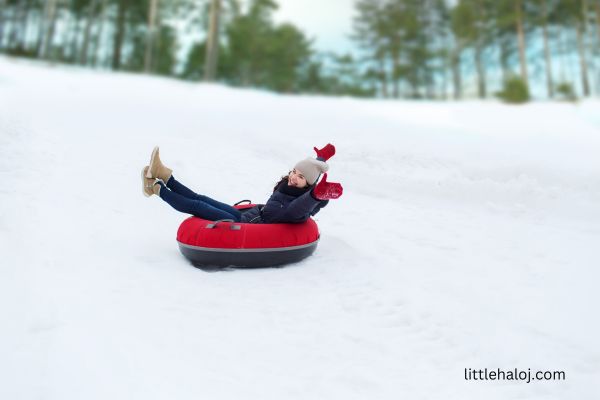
[205,219,241,230]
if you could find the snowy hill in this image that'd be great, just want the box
[1,55,599,400]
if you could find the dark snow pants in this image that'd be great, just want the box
[158,176,242,222]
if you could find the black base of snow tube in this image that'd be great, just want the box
[177,240,319,269]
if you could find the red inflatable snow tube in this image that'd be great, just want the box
[176,203,320,268]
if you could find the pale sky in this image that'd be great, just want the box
[271,0,358,55]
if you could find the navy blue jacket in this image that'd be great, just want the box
[240,182,328,224]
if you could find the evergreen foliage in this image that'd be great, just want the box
[555,82,578,101]
[496,76,531,103]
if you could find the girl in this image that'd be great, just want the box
[142,144,343,224]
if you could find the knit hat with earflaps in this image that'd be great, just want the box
[294,158,329,185]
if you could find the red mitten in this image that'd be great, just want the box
[312,173,343,200]
[313,143,336,161]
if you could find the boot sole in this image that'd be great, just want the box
[142,166,151,197]
[146,146,159,178]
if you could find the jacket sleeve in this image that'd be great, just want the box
[270,191,324,223]
[310,199,329,216]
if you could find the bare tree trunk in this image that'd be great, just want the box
[474,0,486,98]
[515,0,529,87]
[438,50,450,100]
[80,0,98,65]
[23,0,37,51]
[90,0,108,67]
[377,55,388,98]
[152,14,162,72]
[112,0,127,70]
[15,0,30,51]
[68,15,82,62]
[35,0,49,54]
[421,0,432,99]
[22,0,35,51]
[541,0,554,98]
[204,0,221,81]
[451,46,462,99]
[576,22,591,96]
[499,37,510,83]
[144,0,159,72]
[580,0,591,96]
[441,58,448,100]
[474,46,485,98]
[391,47,400,98]
[38,0,59,59]
[441,37,450,100]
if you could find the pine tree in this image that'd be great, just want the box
[38,0,59,60]
[80,0,100,65]
[225,0,277,86]
[490,0,516,84]
[515,0,529,87]
[90,0,108,67]
[556,0,591,96]
[450,0,474,98]
[112,0,127,70]
[266,23,310,92]
[352,0,389,97]
[154,24,177,75]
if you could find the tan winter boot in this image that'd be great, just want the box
[142,166,161,197]
[146,146,173,182]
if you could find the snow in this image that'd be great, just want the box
[1,55,599,399]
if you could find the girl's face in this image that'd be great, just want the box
[288,169,308,188]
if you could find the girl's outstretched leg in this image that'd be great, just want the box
[166,176,242,217]
[164,175,199,198]
[157,182,242,222]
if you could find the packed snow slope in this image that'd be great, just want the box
[1,56,599,400]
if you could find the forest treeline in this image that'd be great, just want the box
[1,0,599,100]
